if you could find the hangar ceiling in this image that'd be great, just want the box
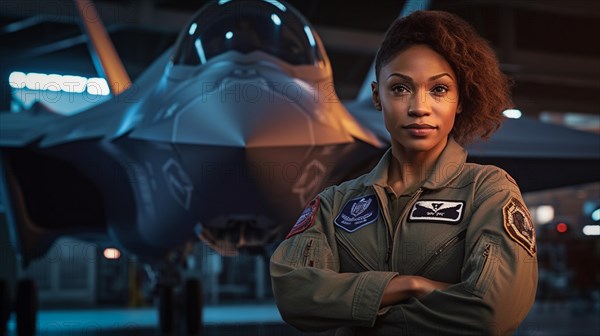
[0,0,598,125]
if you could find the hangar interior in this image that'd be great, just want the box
[0,0,599,335]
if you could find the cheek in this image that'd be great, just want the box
[381,110,399,135]
[442,110,459,132]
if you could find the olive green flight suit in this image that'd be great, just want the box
[270,138,538,335]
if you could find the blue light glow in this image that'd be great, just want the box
[263,0,287,12]
[194,38,207,64]
[271,14,281,26]
[592,208,600,222]
[304,26,315,47]
[218,0,232,5]
[188,23,197,35]
[225,31,233,39]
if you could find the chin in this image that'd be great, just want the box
[398,137,445,153]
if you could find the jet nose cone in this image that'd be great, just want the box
[170,74,353,147]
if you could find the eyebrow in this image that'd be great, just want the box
[387,72,454,82]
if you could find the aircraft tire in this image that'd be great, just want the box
[185,278,203,335]
[0,280,10,336]
[158,284,174,335]
[15,279,37,336]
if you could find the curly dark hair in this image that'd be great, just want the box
[374,10,512,145]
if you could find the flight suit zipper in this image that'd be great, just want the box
[414,230,467,276]
[372,186,395,271]
[474,243,492,286]
[389,188,424,268]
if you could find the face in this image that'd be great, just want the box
[372,44,460,156]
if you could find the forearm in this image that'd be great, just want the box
[380,275,451,308]
[272,264,397,331]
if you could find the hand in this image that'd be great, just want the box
[380,275,451,308]
[412,276,451,299]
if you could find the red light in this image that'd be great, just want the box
[556,222,568,233]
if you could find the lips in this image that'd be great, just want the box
[403,123,437,136]
[403,123,437,129]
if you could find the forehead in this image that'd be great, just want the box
[380,44,455,79]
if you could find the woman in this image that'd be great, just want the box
[270,10,537,335]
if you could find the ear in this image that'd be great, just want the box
[456,103,462,114]
[371,81,382,111]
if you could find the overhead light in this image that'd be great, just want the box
[503,109,522,119]
[86,77,110,95]
[8,71,109,95]
[103,247,121,260]
[534,205,554,225]
[271,14,282,26]
[583,224,600,236]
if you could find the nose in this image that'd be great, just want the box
[408,86,431,117]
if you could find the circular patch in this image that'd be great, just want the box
[503,197,536,256]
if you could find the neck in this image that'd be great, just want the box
[387,138,448,195]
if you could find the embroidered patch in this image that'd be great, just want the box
[286,196,320,239]
[503,197,536,256]
[334,195,379,232]
[408,200,465,223]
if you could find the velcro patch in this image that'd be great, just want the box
[286,196,320,239]
[408,200,465,223]
[334,195,379,232]
[503,197,536,256]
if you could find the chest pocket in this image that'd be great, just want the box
[413,230,466,283]
[335,220,385,272]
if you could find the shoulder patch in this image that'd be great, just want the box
[286,196,321,239]
[503,197,536,256]
[408,200,465,224]
[334,195,379,233]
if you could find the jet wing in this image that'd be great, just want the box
[0,48,172,149]
[0,103,63,147]
[468,115,600,160]
[346,97,600,192]
[467,116,600,192]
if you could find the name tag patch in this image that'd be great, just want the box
[408,200,465,223]
[335,195,379,232]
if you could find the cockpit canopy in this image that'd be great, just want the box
[172,0,324,66]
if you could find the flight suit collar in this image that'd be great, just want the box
[363,137,467,191]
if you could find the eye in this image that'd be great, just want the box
[391,84,411,95]
[430,85,449,96]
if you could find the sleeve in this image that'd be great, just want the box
[269,189,398,332]
[372,169,538,336]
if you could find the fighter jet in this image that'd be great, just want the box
[0,0,386,334]
[1,0,599,335]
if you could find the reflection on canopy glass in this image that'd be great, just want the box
[173,0,323,66]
